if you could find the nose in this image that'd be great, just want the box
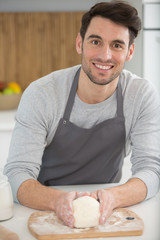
[100,44,112,61]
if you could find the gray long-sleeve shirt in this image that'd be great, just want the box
[4,65,160,202]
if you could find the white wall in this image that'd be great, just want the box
[124,0,143,77]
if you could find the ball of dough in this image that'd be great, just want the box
[73,196,100,228]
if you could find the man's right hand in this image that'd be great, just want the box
[54,191,76,228]
[54,191,90,228]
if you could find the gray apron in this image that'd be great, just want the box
[38,68,125,186]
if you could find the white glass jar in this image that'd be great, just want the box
[0,175,14,221]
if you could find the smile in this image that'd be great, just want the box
[94,63,113,70]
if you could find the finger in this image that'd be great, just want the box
[60,200,74,228]
[98,190,108,225]
[55,192,76,227]
[68,191,77,200]
[68,191,77,209]
[64,215,74,228]
[76,191,90,198]
[90,191,98,200]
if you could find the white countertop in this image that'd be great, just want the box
[0,110,16,131]
[0,184,160,240]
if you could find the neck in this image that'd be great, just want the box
[77,70,119,104]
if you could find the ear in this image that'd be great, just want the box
[76,33,82,54]
[126,43,135,62]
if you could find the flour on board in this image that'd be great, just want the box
[29,208,143,236]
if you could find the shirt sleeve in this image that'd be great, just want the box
[3,81,50,202]
[129,81,160,199]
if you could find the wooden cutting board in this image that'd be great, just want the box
[28,208,144,239]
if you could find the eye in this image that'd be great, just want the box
[113,43,123,50]
[113,43,121,48]
[91,40,100,45]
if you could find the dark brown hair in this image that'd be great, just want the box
[80,0,141,45]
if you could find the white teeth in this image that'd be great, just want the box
[95,64,112,70]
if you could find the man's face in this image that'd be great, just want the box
[76,17,134,85]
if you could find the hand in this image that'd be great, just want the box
[55,191,90,228]
[55,191,76,228]
[91,189,115,225]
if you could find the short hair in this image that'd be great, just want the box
[80,0,141,45]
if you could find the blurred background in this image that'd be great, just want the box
[0,0,160,179]
[0,0,160,91]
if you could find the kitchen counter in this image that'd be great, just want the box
[0,184,160,240]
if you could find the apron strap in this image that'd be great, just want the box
[63,67,81,121]
[116,78,124,118]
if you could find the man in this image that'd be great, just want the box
[4,1,160,228]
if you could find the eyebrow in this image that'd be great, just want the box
[87,34,126,46]
[87,34,102,40]
[112,39,126,45]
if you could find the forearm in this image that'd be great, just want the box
[106,178,147,209]
[92,178,147,224]
[17,179,64,211]
[17,179,87,228]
